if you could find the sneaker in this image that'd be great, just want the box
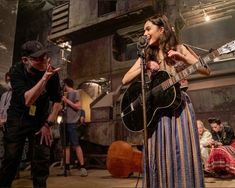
[79,168,88,177]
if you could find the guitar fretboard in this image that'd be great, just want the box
[160,50,221,91]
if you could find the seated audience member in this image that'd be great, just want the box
[208,118,235,147]
[207,118,235,177]
[197,120,212,168]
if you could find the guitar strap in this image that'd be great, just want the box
[183,44,199,58]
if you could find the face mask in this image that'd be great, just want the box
[29,66,41,73]
[25,59,42,75]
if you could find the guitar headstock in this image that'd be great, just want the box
[217,40,235,55]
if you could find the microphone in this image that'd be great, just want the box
[137,35,149,49]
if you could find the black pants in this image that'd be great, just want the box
[0,119,50,188]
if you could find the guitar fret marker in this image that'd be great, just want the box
[172,77,176,85]
[161,82,166,90]
[121,112,124,117]
[175,75,179,82]
[130,103,134,111]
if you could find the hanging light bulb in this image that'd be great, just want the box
[203,9,210,22]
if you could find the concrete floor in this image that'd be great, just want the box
[12,167,235,188]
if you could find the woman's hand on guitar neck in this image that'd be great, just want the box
[167,50,188,63]
[168,49,211,75]
[168,46,202,66]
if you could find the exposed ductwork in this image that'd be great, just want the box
[180,0,235,27]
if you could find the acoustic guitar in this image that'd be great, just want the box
[120,40,235,132]
[106,141,142,178]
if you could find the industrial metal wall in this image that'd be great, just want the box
[0,0,18,93]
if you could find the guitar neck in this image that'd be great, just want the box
[161,49,219,90]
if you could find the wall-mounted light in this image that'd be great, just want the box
[58,41,71,63]
[58,41,71,51]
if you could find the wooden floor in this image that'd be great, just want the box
[12,167,235,188]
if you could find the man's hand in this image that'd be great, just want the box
[62,96,69,104]
[42,62,60,81]
[35,123,52,146]
[208,139,215,146]
[208,139,222,147]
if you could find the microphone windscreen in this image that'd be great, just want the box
[137,35,148,49]
[139,35,148,45]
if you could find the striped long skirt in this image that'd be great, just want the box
[143,92,204,188]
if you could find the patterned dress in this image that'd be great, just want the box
[143,56,205,188]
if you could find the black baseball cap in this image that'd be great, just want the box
[21,40,48,58]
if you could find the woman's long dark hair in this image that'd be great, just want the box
[145,14,179,65]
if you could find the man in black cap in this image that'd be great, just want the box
[0,40,62,188]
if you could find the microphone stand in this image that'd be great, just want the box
[137,39,150,188]
[62,105,67,176]
[61,91,68,177]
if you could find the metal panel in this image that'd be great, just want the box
[88,122,115,146]
[49,0,154,42]
[50,2,69,35]
[0,0,18,87]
